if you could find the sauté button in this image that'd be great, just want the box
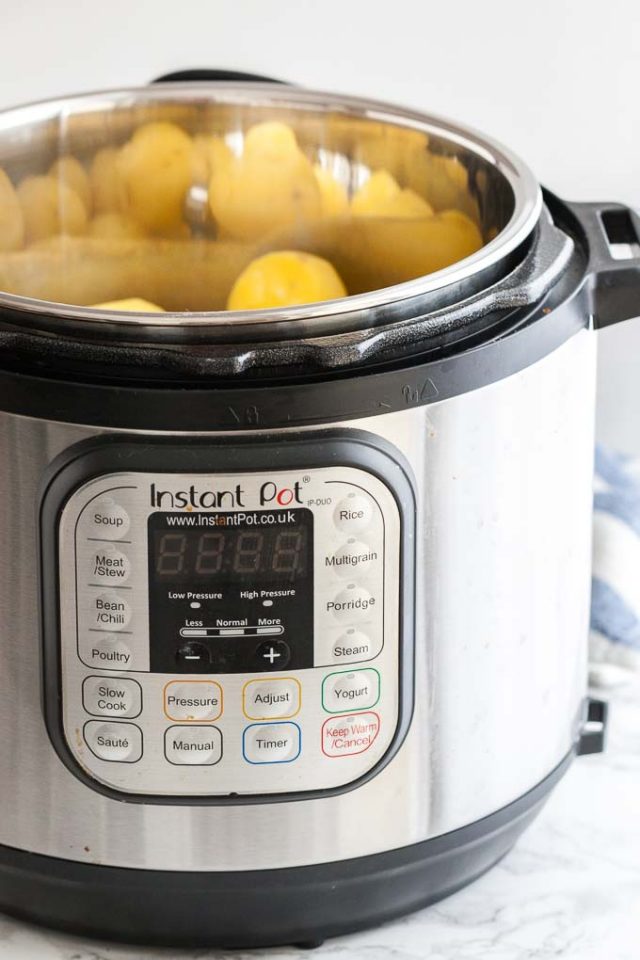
[164,725,223,765]
[321,712,380,757]
[82,634,134,670]
[326,585,375,623]
[82,676,142,719]
[330,539,377,578]
[90,590,132,631]
[253,639,291,670]
[243,678,301,720]
[164,681,223,721]
[89,545,131,584]
[333,494,374,533]
[85,497,131,540]
[243,722,301,764]
[322,669,380,713]
[84,721,142,762]
[331,629,374,662]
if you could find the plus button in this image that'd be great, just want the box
[254,639,291,671]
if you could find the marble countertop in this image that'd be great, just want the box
[2,680,639,960]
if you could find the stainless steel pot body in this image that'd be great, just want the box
[0,325,595,871]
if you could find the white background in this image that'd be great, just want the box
[1,0,639,450]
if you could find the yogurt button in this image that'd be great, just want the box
[330,540,377,578]
[84,498,130,540]
[322,669,380,713]
[89,545,131,584]
[91,590,132,631]
[333,495,374,533]
[326,584,376,623]
[84,721,142,762]
[243,722,301,764]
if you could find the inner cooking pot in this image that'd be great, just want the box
[0,84,541,339]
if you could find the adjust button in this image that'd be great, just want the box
[333,494,374,533]
[164,726,223,766]
[84,497,131,540]
[83,676,142,719]
[164,681,223,721]
[322,669,380,713]
[243,678,301,720]
[84,721,142,763]
[243,722,301,764]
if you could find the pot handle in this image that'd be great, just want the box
[151,69,286,84]
[568,200,640,328]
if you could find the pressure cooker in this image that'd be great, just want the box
[0,74,635,949]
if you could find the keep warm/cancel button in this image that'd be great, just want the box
[321,712,380,757]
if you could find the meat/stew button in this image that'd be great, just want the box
[321,711,380,757]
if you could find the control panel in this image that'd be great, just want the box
[41,437,414,801]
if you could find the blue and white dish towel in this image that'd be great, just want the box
[591,446,640,686]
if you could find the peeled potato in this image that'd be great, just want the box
[50,155,92,212]
[313,165,349,218]
[17,175,87,242]
[118,122,196,233]
[90,148,126,215]
[228,249,346,310]
[89,212,145,239]
[351,170,433,218]
[91,297,165,312]
[0,168,24,251]
[209,121,321,241]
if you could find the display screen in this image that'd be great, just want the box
[150,510,311,584]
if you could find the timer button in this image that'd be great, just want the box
[83,676,142,719]
[90,590,132,632]
[164,725,223,766]
[326,584,376,623]
[253,639,291,670]
[330,540,377,578]
[84,721,142,763]
[333,494,374,533]
[322,669,380,713]
[243,722,301,764]
[84,497,131,540]
[88,545,131,584]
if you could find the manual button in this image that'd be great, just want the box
[243,678,301,720]
[82,675,142,719]
[84,721,142,762]
[164,681,223,722]
[164,726,223,766]
[322,668,380,713]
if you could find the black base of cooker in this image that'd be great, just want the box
[0,754,571,949]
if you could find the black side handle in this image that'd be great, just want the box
[568,200,640,328]
[152,69,286,84]
[577,697,609,756]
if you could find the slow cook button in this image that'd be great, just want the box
[327,585,375,623]
[164,681,223,722]
[322,669,380,713]
[82,635,133,670]
[328,539,378,578]
[82,676,142,719]
[90,590,132,631]
[333,494,374,533]
[84,497,131,540]
[165,726,223,766]
[242,678,301,720]
[89,545,131,584]
[321,712,380,758]
[243,722,301,764]
[84,721,142,763]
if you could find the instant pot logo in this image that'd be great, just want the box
[149,480,303,509]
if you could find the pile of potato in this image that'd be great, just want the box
[0,119,484,313]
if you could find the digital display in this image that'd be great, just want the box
[150,510,311,584]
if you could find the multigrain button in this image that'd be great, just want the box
[88,545,131,584]
[164,681,223,721]
[322,669,380,713]
[326,584,376,623]
[243,678,301,720]
[243,722,301,764]
[84,721,142,762]
[83,676,142,719]
[85,497,131,540]
[164,726,223,765]
[329,539,378,578]
[333,494,374,533]
[90,590,132,631]
[82,635,133,670]
[331,629,374,662]
[321,712,380,758]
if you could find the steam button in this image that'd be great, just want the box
[333,495,374,533]
[85,498,131,540]
[84,721,142,763]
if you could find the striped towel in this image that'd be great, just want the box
[591,446,640,686]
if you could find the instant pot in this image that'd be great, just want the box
[0,75,636,949]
